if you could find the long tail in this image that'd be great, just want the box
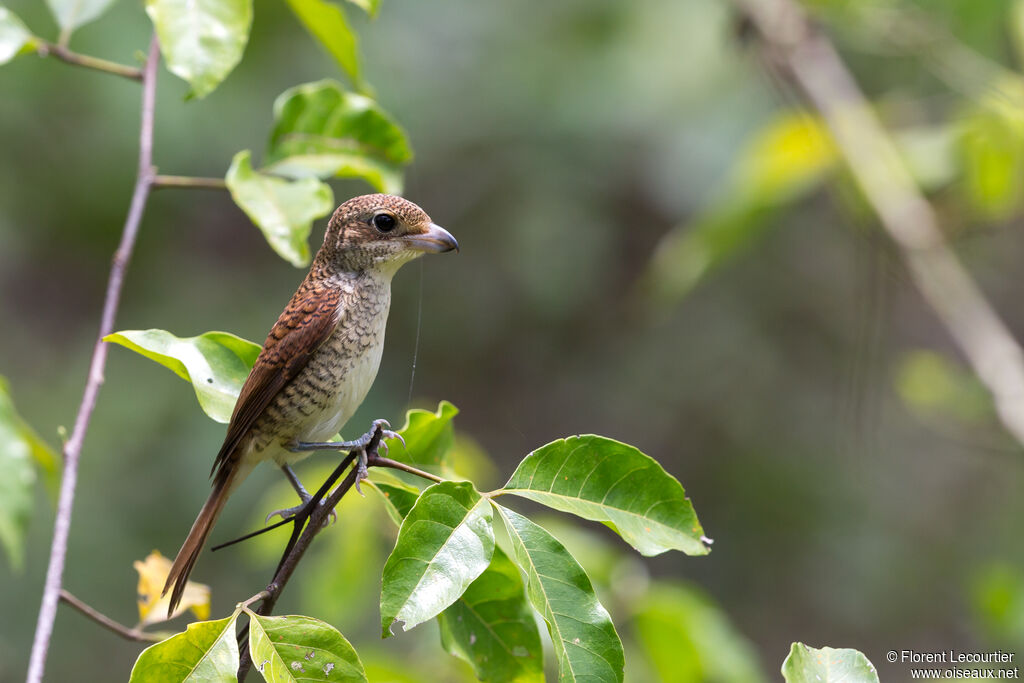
[162,467,237,616]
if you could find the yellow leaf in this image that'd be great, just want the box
[733,112,836,200]
[134,550,211,625]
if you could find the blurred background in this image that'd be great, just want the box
[3,0,1024,680]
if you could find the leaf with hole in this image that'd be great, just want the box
[146,0,253,98]
[265,80,411,194]
[129,614,240,682]
[502,435,709,557]
[781,643,879,683]
[438,546,543,683]
[105,329,260,423]
[496,504,624,683]
[380,481,494,636]
[247,613,367,682]
[226,150,334,267]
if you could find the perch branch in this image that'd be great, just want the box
[26,36,160,683]
[731,0,1024,449]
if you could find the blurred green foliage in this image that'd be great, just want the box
[3,0,1024,680]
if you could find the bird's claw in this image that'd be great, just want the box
[354,448,369,497]
[264,499,336,527]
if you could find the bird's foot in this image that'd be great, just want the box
[292,418,405,496]
[291,418,404,454]
[265,497,337,527]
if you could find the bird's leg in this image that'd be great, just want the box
[265,464,337,525]
[290,419,403,495]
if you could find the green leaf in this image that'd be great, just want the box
[247,613,367,682]
[368,478,421,526]
[970,562,1024,644]
[284,0,359,85]
[129,614,240,683]
[958,99,1024,219]
[0,7,32,65]
[0,378,57,570]
[265,80,411,194]
[501,435,709,557]
[146,0,253,99]
[380,481,494,637]
[633,583,767,683]
[105,329,260,423]
[225,150,334,268]
[495,504,624,683]
[781,644,879,683]
[344,0,379,17]
[438,546,544,683]
[385,400,458,470]
[45,0,118,32]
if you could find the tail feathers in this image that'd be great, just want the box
[162,471,235,617]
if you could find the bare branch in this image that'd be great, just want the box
[731,0,1024,449]
[26,36,161,683]
[59,590,163,643]
[370,455,444,483]
[35,41,144,81]
[153,175,229,191]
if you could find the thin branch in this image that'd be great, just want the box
[731,0,1024,450]
[59,590,162,643]
[35,41,144,81]
[153,175,228,191]
[369,455,445,483]
[26,36,161,683]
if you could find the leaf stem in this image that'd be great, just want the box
[369,455,445,483]
[153,175,228,191]
[26,36,160,683]
[58,590,163,643]
[35,41,144,81]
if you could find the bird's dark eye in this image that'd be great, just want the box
[373,213,397,232]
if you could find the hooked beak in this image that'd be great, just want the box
[404,223,459,254]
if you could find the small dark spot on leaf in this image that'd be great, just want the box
[206,377,213,383]
[305,650,315,660]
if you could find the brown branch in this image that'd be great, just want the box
[26,36,161,683]
[59,590,163,643]
[371,455,445,483]
[731,0,1024,449]
[153,175,228,191]
[35,41,144,81]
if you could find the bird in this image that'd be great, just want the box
[162,193,458,615]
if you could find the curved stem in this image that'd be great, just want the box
[36,41,144,81]
[26,35,160,683]
[369,455,445,483]
[59,591,162,643]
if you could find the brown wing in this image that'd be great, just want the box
[211,281,343,481]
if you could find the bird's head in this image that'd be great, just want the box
[319,194,458,275]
